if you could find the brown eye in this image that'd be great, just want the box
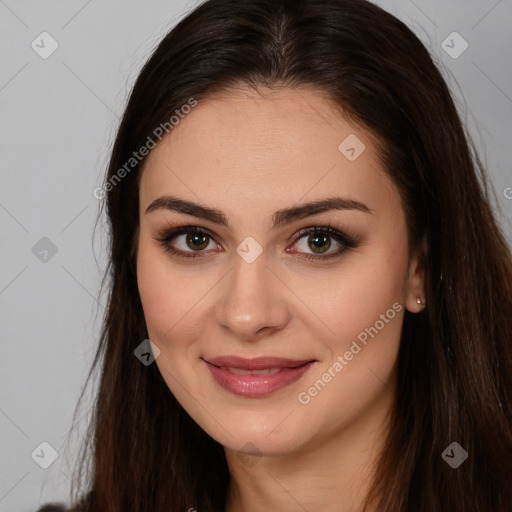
[155,226,219,259]
[307,233,332,253]
[289,226,360,261]
[156,225,360,262]
[185,232,210,251]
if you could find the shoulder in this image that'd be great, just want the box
[37,491,93,512]
[37,503,86,512]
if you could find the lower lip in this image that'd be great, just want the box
[204,361,316,397]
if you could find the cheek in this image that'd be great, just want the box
[292,230,409,369]
[137,255,173,337]
[136,243,217,354]
[291,244,407,436]
[137,245,187,342]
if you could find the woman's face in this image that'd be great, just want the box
[136,87,424,459]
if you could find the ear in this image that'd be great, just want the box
[405,235,427,313]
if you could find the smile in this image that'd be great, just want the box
[219,367,282,375]
[202,356,316,397]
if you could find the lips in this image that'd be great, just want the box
[202,355,316,397]
[205,355,314,371]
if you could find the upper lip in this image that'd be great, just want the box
[203,356,315,370]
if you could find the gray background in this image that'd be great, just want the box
[0,1,511,510]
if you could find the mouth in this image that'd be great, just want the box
[202,356,317,397]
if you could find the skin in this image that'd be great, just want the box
[136,86,426,512]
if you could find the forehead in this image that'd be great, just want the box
[139,86,400,225]
[149,86,361,167]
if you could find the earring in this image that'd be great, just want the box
[416,298,424,306]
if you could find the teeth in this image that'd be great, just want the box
[220,366,282,375]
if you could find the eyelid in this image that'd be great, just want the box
[154,223,360,260]
[288,225,360,260]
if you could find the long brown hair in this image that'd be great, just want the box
[45,0,512,510]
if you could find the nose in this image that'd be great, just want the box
[215,252,291,341]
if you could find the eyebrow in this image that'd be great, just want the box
[145,195,373,228]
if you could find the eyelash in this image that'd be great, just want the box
[154,223,360,261]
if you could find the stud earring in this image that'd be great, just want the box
[417,298,424,305]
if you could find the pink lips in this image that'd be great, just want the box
[203,356,316,397]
